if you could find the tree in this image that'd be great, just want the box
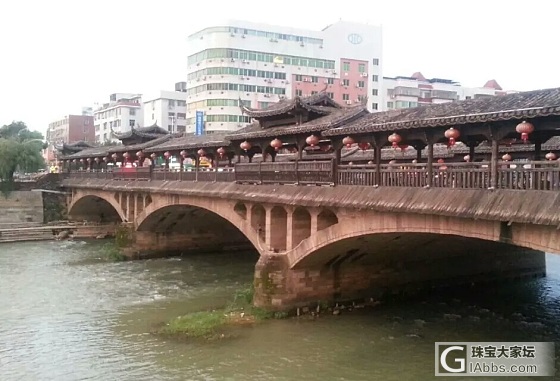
[0,121,46,194]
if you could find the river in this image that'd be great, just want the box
[0,240,559,380]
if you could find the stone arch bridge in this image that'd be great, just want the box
[66,180,560,310]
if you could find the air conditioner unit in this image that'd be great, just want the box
[356,84,360,88]
[231,58,235,62]
[345,100,352,105]
[242,59,248,63]
[285,80,290,84]
[230,33,235,37]
[300,42,305,47]
[361,73,368,77]
[241,35,246,39]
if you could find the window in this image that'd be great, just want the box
[258,102,270,109]
[342,79,350,86]
[129,120,135,127]
[129,109,136,115]
[358,95,366,102]
[342,94,350,101]
[372,89,378,96]
[371,103,378,110]
[387,102,394,109]
[295,75,303,81]
[372,58,379,65]
[342,62,350,71]
[327,92,334,98]
[327,78,334,84]
[358,63,366,73]
[358,81,365,88]
[311,76,318,83]
[296,89,303,96]
[311,91,318,95]
[372,75,379,82]
[177,113,186,119]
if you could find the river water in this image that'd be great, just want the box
[0,240,559,381]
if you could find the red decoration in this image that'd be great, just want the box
[342,136,355,148]
[388,133,402,149]
[398,144,409,151]
[270,138,282,151]
[94,157,100,163]
[240,141,251,152]
[164,151,170,159]
[444,127,460,146]
[136,151,143,158]
[123,152,130,159]
[306,135,320,147]
[150,153,157,160]
[103,157,108,162]
[197,148,206,157]
[79,158,84,163]
[412,159,418,164]
[545,152,557,161]
[86,158,91,163]
[502,153,512,161]
[111,153,118,160]
[389,160,396,164]
[358,142,370,151]
[516,121,534,143]
[437,158,445,164]
[217,147,226,157]
[463,155,471,162]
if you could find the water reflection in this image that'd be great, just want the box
[0,240,558,380]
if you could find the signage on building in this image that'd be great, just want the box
[195,111,204,136]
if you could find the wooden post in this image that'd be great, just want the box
[469,142,476,162]
[427,143,434,187]
[375,145,381,186]
[490,138,499,189]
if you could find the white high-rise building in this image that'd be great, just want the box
[186,20,383,134]
[143,83,188,133]
[382,73,512,110]
[93,93,143,143]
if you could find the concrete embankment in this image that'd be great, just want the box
[0,222,119,243]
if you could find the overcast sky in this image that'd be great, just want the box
[0,0,557,135]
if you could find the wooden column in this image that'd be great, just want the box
[374,145,381,186]
[534,135,542,161]
[469,142,476,162]
[426,143,434,187]
[490,138,499,188]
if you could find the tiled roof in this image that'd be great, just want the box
[323,87,560,136]
[111,124,170,140]
[229,105,369,141]
[145,133,230,152]
[240,92,340,118]
[54,141,94,152]
[109,134,175,153]
[62,146,113,160]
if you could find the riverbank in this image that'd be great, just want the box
[0,221,118,243]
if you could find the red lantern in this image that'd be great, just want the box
[270,138,282,151]
[136,151,143,158]
[306,135,320,147]
[342,136,354,148]
[464,155,471,162]
[444,127,460,146]
[412,159,418,164]
[180,150,187,157]
[86,158,92,163]
[197,148,206,157]
[150,153,157,160]
[123,152,130,159]
[94,157,100,163]
[545,152,557,161]
[389,160,396,164]
[80,158,84,163]
[240,141,251,152]
[217,147,226,157]
[437,158,445,164]
[103,157,108,162]
[502,153,512,161]
[111,153,118,160]
[516,121,534,143]
[164,151,170,159]
[388,133,402,149]
[358,142,370,151]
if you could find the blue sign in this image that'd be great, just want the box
[195,111,204,136]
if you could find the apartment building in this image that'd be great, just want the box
[143,83,188,133]
[186,19,383,133]
[94,93,143,143]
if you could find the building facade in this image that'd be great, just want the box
[382,72,509,110]
[46,114,95,144]
[186,20,383,133]
[143,85,188,133]
[94,93,143,143]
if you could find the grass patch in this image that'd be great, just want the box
[159,283,288,340]
[102,242,126,262]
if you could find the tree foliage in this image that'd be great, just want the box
[0,121,46,188]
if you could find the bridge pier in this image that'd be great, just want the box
[254,242,547,311]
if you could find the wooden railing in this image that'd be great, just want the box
[66,160,560,191]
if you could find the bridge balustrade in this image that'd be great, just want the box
[66,160,560,191]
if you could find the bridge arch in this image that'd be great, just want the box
[68,193,125,222]
[286,210,542,269]
[135,196,264,255]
